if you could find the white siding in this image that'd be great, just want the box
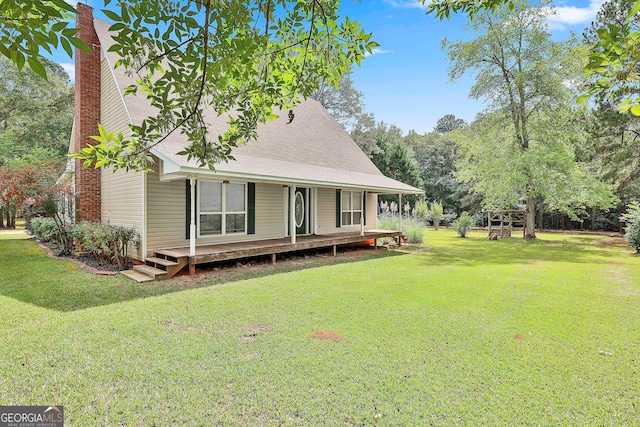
[146,167,184,251]
[315,188,378,234]
[146,169,286,254]
[365,192,377,230]
[99,58,144,258]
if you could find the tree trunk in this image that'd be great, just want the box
[0,207,4,229]
[537,205,544,230]
[8,206,16,228]
[591,206,596,231]
[4,207,11,229]
[524,197,536,240]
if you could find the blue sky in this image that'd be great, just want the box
[55,0,605,134]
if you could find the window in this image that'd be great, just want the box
[341,191,362,226]
[199,181,246,236]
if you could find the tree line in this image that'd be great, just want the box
[0,57,72,228]
[315,0,640,238]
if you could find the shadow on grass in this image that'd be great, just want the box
[179,246,406,287]
[0,240,404,312]
[416,235,630,267]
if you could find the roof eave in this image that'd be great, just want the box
[158,161,423,195]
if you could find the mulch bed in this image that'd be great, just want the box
[36,240,132,275]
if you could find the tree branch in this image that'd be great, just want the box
[135,36,198,73]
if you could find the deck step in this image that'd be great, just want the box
[154,249,186,259]
[145,256,179,268]
[120,269,155,283]
[133,264,167,278]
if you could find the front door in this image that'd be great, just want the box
[294,187,309,235]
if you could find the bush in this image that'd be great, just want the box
[377,213,398,231]
[414,201,429,224]
[453,211,475,238]
[72,222,136,269]
[430,201,443,230]
[405,218,425,244]
[31,217,58,242]
[621,202,640,253]
[442,211,458,227]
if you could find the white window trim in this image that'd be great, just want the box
[341,190,363,227]
[197,181,248,237]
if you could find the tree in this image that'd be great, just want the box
[68,0,378,172]
[2,0,522,173]
[455,111,615,232]
[580,0,640,115]
[311,72,367,130]
[405,129,469,211]
[0,56,73,164]
[426,0,516,19]
[444,1,614,238]
[430,201,443,230]
[350,113,384,159]
[621,201,640,252]
[580,1,640,197]
[385,141,423,192]
[434,114,467,134]
[0,159,63,228]
[0,0,89,79]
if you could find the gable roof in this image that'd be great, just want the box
[94,18,422,194]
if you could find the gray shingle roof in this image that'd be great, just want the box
[94,18,422,194]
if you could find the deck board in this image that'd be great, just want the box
[155,230,401,265]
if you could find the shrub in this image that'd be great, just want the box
[405,218,425,244]
[31,217,58,242]
[72,222,136,269]
[377,213,398,231]
[430,201,443,230]
[621,202,640,253]
[414,201,429,224]
[453,211,475,238]
[376,213,399,245]
[442,211,458,227]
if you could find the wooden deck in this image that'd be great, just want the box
[121,230,403,281]
[156,230,402,273]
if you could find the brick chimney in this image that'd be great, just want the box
[74,3,101,222]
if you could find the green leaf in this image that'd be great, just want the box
[27,57,48,80]
[51,22,68,32]
[102,9,121,22]
[576,94,589,103]
[60,37,73,58]
[627,1,640,21]
[69,36,91,51]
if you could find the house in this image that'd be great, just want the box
[70,4,423,281]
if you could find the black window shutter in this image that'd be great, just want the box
[185,179,191,239]
[336,190,341,228]
[247,182,256,234]
[363,191,367,226]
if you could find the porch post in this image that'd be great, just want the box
[398,193,403,234]
[290,185,296,244]
[360,192,365,236]
[189,176,196,257]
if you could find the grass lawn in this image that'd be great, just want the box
[1,230,639,425]
[0,218,29,240]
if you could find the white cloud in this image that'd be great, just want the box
[382,0,429,10]
[365,48,391,57]
[547,0,605,30]
[60,62,75,82]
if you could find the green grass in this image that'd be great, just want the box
[0,218,29,240]
[1,231,639,425]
